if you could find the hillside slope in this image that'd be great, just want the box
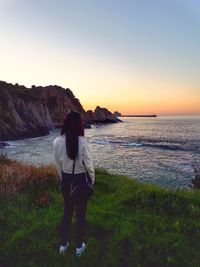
[0,157,200,267]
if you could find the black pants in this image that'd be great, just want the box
[60,172,88,248]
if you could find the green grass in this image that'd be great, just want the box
[1,161,200,267]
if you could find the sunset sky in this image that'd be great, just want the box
[0,0,200,115]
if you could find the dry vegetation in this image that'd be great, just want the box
[0,155,59,207]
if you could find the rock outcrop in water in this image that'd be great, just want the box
[85,106,121,124]
[113,111,122,117]
[0,81,121,141]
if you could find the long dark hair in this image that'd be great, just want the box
[61,111,84,160]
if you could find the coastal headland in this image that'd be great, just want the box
[0,81,121,142]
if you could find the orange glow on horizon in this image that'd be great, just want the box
[82,93,200,116]
[83,103,200,116]
[1,30,199,117]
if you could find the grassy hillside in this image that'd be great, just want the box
[0,155,200,267]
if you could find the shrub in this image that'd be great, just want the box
[0,158,59,206]
[191,167,200,189]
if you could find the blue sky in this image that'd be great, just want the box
[0,0,199,114]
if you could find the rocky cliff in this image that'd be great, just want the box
[0,81,121,141]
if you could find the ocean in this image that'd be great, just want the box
[1,115,200,189]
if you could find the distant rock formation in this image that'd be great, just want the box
[84,107,121,124]
[0,81,121,141]
[114,111,121,117]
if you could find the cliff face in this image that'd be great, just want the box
[0,81,121,141]
[0,81,85,141]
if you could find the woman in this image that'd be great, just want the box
[53,111,95,257]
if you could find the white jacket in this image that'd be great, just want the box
[53,135,95,185]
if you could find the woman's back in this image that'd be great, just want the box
[53,135,95,184]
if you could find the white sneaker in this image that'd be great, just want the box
[59,241,69,254]
[76,242,87,257]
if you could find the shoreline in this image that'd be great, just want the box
[0,121,122,143]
